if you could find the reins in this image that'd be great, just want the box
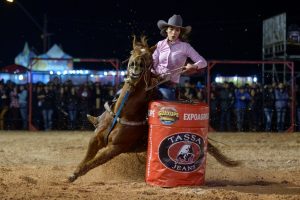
[145,66,188,91]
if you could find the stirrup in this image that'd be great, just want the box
[87,114,98,127]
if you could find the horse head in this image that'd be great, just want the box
[126,35,154,85]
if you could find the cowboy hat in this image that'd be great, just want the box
[157,14,192,37]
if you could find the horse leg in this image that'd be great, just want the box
[69,144,126,182]
[87,111,107,127]
[68,134,105,182]
[87,114,98,127]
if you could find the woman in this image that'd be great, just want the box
[9,84,20,129]
[18,84,28,130]
[152,14,207,100]
[274,83,289,132]
[86,15,208,126]
[263,84,275,132]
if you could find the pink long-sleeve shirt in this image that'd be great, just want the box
[152,38,207,83]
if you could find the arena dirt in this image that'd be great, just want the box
[0,131,299,200]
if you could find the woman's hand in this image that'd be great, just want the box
[184,63,197,70]
[183,63,198,75]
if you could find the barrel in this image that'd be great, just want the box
[146,101,209,187]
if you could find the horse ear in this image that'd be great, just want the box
[132,35,137,49]
[140,35,148,46]
[150,45,157,54]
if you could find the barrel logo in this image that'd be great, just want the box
[158,106,179,125]
[158,133,205,172]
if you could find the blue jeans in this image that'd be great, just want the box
[264,108,273,131]
[234,108,245,132]
[19,106,28,130]
[220,109,231,131]
[42,109,54,131]
[68,110,77,129]
[158,83,176,101]
[276,108,286,132]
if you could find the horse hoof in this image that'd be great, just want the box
[87,114,98,127]
[68,174,77,183]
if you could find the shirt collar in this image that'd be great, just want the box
[163,38,181,45]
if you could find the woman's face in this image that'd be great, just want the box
[166,26,181,42]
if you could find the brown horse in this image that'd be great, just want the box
[68,36,157,182]
[68,36,240,182]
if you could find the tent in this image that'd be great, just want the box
[14,42,37,67]
[30,44,73,71]
[0,64,28,73]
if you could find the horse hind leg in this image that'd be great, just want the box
[69,144,125,182]
[68,134,105,182]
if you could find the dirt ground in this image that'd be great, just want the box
[0,131,299,200]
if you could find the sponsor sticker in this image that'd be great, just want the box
[183,113,209,121]
[158,106,179,125]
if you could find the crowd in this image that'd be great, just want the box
[207,81,297,132]
[0,79,116,131]
[0,78,299,132]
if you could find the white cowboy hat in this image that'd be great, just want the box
[157,14,192,37]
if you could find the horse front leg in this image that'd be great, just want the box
[69,144,126,182]
[68,132,105,182]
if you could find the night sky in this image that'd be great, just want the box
[1,0,300,69]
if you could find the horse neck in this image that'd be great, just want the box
[114,79,146,108]
[113,77,149,120]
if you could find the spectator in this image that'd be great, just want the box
[9,84,20,129]
[274,83,289,132]
[18,84,28,130]
[219,82,234,131]
[65,85,78,130]
[234,85,251,132]
[248,85,263,131]
[263,84,275,132]
[40,84,56,131]
[209,84,218,130]
[78,83,92,130]
[93,82,103,115]
[180,81,196,100]
[0,82,9,130]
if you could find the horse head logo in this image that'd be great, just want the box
[176,143,195,164]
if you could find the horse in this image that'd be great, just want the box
[68,36,157,182]
[68,36,240,183]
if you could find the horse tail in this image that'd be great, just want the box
[207,141,241,167]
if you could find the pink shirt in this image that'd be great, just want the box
[152,38,207,83]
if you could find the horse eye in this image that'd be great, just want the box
[129,62,135,67]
